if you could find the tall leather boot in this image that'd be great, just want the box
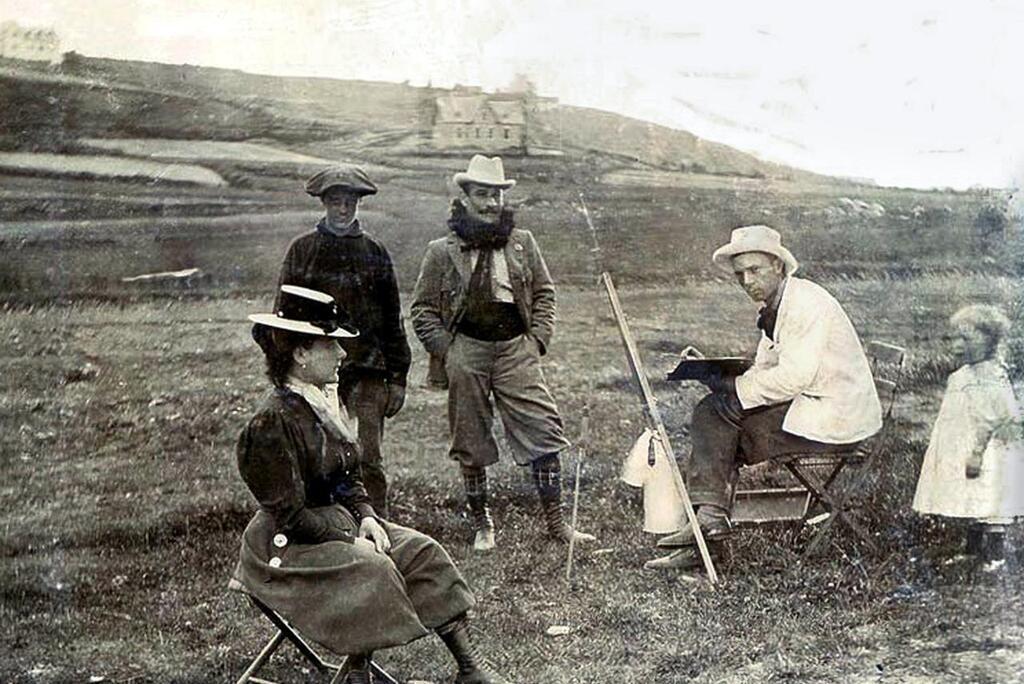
[437,615,509,684]
[532,454,596,544]
[463,467,495,552]
[345,652,372,684]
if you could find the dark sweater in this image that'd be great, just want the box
[276,220,411,385]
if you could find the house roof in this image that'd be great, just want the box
[488,100,525,125]
[435,94,525,125]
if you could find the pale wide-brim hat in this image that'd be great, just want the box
[711,225,799,276]
[249,285,358,341]
[453,154,516,189]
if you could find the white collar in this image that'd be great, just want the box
[285,376,359,444]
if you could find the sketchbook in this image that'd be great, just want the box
[665,357,753,382]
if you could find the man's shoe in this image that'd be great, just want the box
[473,527,496,552]
[550,523,597,545]
[656,511,732,548]
[644,548,702,571]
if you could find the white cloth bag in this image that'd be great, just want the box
[621,429,685,533]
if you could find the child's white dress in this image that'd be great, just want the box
[913,359,1024,519]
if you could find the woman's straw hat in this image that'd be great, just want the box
[249,285,358,339]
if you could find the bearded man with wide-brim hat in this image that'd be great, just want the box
[646,225,883,569]
[273,164,411,517]
[410,155,596,552]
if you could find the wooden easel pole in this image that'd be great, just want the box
[602,273,719,584]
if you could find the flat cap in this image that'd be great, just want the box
[304,164,378,197]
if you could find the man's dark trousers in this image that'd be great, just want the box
[339,372,390,515]
[686,394,860,511]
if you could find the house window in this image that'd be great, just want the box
[475,127,480,138]
[488,127,494,138]
[504,128,510,139]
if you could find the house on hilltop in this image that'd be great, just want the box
[432,87,527,153]
[0,21,60,64]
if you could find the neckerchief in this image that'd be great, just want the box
[317,216,364,239]
[757,277,788,340]
[285,376,359,444]
[448,199,514,250]
[465,246,495,310]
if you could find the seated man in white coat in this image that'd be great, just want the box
[648,225,882,569]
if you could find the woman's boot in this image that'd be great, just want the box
[437,616,508,684]
[346,652,372,684]
[463,467,495,552]
[965,524,984,556]
[532,454,595,544]
[982,525,1007,572]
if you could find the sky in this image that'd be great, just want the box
[4,0,1024,190]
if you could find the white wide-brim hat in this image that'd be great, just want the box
[711,225,799,276]
[248,285,358,339]
[453,154,516,189]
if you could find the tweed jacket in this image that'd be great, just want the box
[735,277,882,444]
[236,388,376,545]
[410,227,557,358]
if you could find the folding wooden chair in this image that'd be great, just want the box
[729,340,906,555]
[229,578,402,684]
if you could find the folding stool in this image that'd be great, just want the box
[229,578,402,684]
[730,340,906,554]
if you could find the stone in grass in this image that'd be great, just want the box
[546,625,571,637]
[62,362,100,384]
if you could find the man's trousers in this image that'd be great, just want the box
[445,333,571,468]
[686,394,860,511]
[339,372,390,515]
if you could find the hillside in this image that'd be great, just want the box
[530,104,825,182]
[3,54,823,181]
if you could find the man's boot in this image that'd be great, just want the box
[345,652,372,684]
[656,505,732,548]
[437,615,509,684]
[532,455,596,544]
[464,467,495,552]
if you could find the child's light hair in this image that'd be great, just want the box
[950,304,1012,348]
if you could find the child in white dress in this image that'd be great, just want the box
[912,305,1023,571]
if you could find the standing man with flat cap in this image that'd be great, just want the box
[275,164,411,517]
[410,154,595,552]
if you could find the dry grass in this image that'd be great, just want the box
[2,274,1023,683]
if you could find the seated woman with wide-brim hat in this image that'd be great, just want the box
[232,285,507,684]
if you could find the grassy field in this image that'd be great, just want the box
[77,138,333,165]
[0,152,227,187]
[0,153,1012,304]
[1,140,1021,684]
[2,269,1023,683]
